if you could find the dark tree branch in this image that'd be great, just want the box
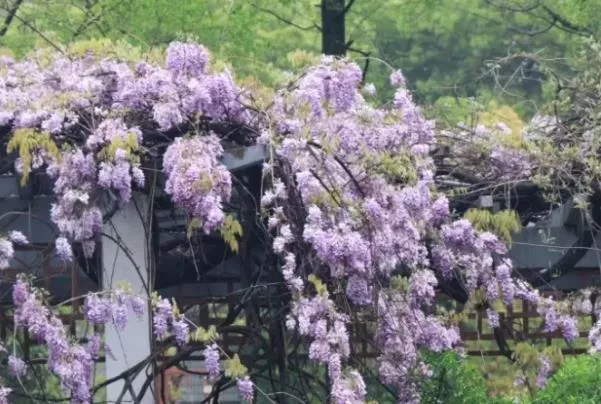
[307,140,366,198]
[484,0,542,13]
[344,0,357,13]
[485,0,591,37]
[0,0,24,37]
[8,11,65,54]
[72,2,121,39]
[251,3,321,32]
[541,4,591,35]
[508,20,556,36]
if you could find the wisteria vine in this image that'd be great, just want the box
[0,40,596,403]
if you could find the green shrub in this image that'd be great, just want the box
[420,351,508,404]
[531,354,601,404]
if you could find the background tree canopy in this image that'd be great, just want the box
[0,0,598,119]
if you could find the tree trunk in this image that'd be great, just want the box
[321,0,346,56]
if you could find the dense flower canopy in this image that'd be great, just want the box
[0,41,596,403]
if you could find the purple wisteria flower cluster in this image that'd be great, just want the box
[151,295,190,346]
[84,289,146,330]
[236,376,254,402]
[12,279,101,403]
[0,41,246,260]
[261,57,580,402]
[440,122,534,181]
[264,59,447,402]
[0,231,27,269]
[0,388,10,404]
[2,279,234,404]
[536,355,553,388]
[203,343,221,381]
[163,135,231,233]
[0,40,592,403]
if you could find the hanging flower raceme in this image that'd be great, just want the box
[150,293,192,346]
[0,238,15,270]
[0,41,248,261]
[163,135,232,233]
[4,279,240,403]
[262,57,581,402]
[47,148,102,259]
[0,387,10,404]
[236,377,254,402]
[264,58,446,403]
[0,231,27,269]
[12,279,97,403]
[203,343,221,381]
[83,289,146,329]
[7,356,26,377]
[88,118,146,201]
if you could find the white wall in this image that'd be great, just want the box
[102,194,153,403]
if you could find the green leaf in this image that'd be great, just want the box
[220,214,243,253]
[308,274,328,296]
[7,128,60,186]
[224,354,247,379]
[187,218,203,239]
[191,325,220,343]
[464,209,521,244]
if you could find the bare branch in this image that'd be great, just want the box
[541,4,591,36]
[508,19,556,36]
[484,0,542,13]
[8,11,65,54]
[251,3,321,32]
[485,0,591,37]
[0,0,24,37]
[344,0,357,13]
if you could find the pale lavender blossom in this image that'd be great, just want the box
[236,376,254,402]
[559,315,578,342]
[173,318,190,346]
[8,231,28,245]
[163,136,231,233]
[153,102,184,131]
[55,237,73,261]
[84,295,112,325]
[0,238,14,269]
[86,335,102,360]
[0,387,11,404]
[536,356,552,388]
[166,41,209,77]
[153,298,174,340]
[363,83,376,97]
[486,308,500,328]
[8,355,26,377]
[112,301,128,330]
[430,195,450,224]
[203,343,220,380]
[390,69,406,88]
[129,295,146,317]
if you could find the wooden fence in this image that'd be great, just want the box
[459,292,594,356]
